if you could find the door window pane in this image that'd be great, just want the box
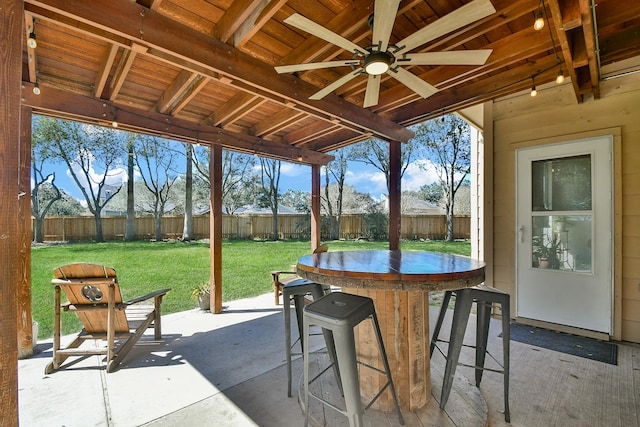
[532,155,592,211]
[531,215,592,272]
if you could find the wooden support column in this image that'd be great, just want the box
[209,145,223,313]
[18,106,33,359]
[0,0,23,423]
[388,140,401,250]
[310,164,321,250]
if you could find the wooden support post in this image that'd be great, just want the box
[310,164,321,250]
[210,145,223,313]
[18,106,33,359]
[0,0,23,423]
[389,140,401,250]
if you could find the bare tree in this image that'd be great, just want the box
[32,117,126,242]
[322,184,376,214]
[259,158,281,240]
[31,127,62,242]
[322,149,348,240]
[31,173,61,243]
[347,137,418,192]
[182,143,194,240]
[125,135,136,241]
[193,147,258,214]
[134,136,180,241]
[413,115,471,241]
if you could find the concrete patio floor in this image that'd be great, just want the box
[18,292,640,426]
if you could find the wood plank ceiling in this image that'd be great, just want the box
[21,0,640,165]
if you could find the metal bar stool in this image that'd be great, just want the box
[430,284,511,422]
[303,292,404,427]
[282,279,340,397]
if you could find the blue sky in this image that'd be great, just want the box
[42,152,440,203]
[279,159,440,199]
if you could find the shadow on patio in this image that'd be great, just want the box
[18,292,640,426]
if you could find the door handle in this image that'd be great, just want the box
[518,226,525,243]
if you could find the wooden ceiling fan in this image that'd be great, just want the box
[275,0,496,107]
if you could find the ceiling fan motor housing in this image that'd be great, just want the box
[364,51,394,75]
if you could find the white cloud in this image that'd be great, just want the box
[280,162,308,178]
[402,159,440,191]
[346,169,387,195]
[67,150,127,196]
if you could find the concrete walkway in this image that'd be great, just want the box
[20,293,308,426]
[18,292,640,426]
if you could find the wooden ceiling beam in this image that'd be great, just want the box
[170,76,210,116]
[305,0,540,112]
[579,0,600,98]
[154,70,200,114]
[547,0,583,102]
[204,92,260,127]
[25,0,412,143]
[109,42,147,101]
[216,0,264,43]
[599,24,640,63]
[303,129,368,152]
[252,108,305,137]
[371,28,554,114]
[94,44,118,98]
[234,0,287,48]
[386,55,562,125]
[222,97,267,129]
[24,13,38,83]
[284,120,341,146]
[22,82,333,165]
[279,0,372,66]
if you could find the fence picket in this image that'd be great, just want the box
[35,214,470,242]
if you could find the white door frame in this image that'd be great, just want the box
[515,136,614,334]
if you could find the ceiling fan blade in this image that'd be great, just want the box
[309,69,362,101]
[389,67,438,99]
[285,14,366,56]
[373,0,401,52]
[395,0,496,56]
[363,74,381,108]
[275,60,360,74]
[403,49,492,66]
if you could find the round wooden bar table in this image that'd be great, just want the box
[296,250,485,412]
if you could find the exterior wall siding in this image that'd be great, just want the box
[487,65,640,342]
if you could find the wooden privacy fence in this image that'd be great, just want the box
[35,214,470,242]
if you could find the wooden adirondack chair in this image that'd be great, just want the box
[270,244,328,305]
[45,263,170,374]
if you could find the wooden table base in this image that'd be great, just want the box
[345,287,431,412]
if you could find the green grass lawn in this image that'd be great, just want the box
[31,239,471,338]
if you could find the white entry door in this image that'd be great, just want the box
[516,137,613,333]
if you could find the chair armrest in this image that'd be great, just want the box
[124,288,170,306]
[271,270,297,277]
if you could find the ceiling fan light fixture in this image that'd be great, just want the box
[364,51,392,75]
